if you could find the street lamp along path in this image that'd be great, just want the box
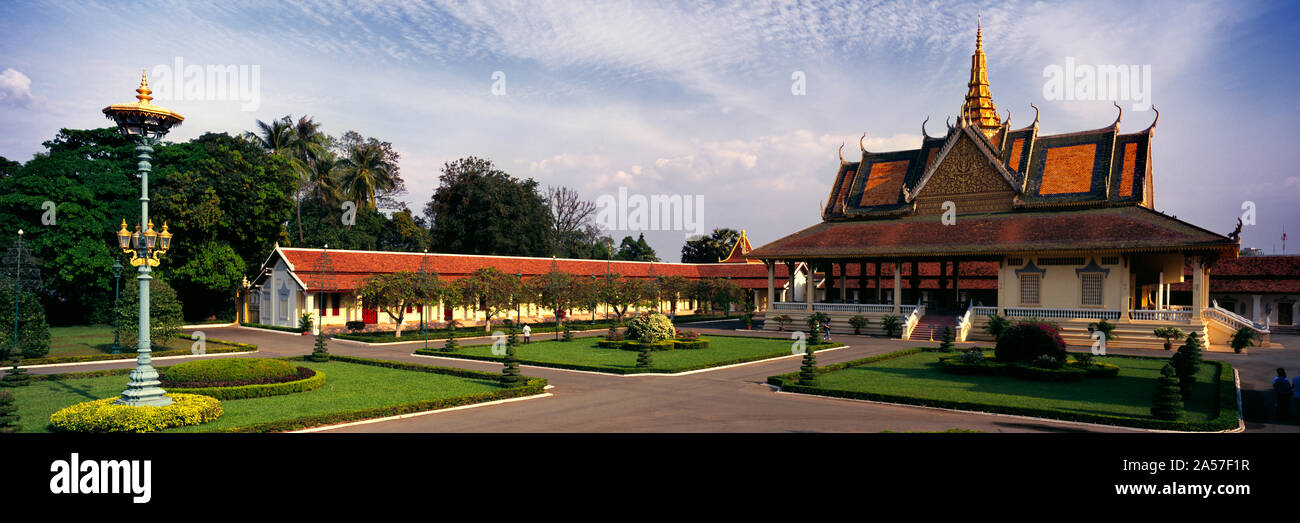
[104,70,183,407]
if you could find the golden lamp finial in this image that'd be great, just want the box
[976,11,983,50]
[135,69,153,104]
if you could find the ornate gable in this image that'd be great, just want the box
[911,130,1018,215]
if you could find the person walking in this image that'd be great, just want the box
[522,324,531,344]
[1274,368,1293,422]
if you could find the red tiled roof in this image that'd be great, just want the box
[273,248,791,292]
[748,206,1236,259]
[1169,255,1300,294]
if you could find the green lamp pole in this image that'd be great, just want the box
[105,71,183,407]
[110,258,123,353]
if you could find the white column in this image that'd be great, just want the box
[996,258,1005,316]
[1191,256,1204,322]
[1252,294,1262,324]
[1156,271,1164,309]
[805,263,814,312]
[306,294,318,334]
[1120,256,1131,322]
[892,262,902,315]
[766,261,776,308]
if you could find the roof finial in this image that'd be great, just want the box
[922,116,932,139]
[1110,101,1122,128]
[838,143,846,163]
[977,10,983,50]
[136,68,153,104]
[1029,103,1040,126]
[1144,106,1160,135]
[859,133,868,153]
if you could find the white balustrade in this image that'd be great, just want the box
[1129,310,1192,322]
[1002,307,1120,320]
[1204,304,1269,334]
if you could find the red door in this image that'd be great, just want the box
[362,307,378,324]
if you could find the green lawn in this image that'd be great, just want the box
[44,324,227,359]
[807,351,1221,422]
[418,334,824,374]
[10,359,511,433]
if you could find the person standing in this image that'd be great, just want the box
[1274,368,1293,421]
[522,324,531,344]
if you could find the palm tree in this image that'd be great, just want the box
[287,116,328,242]
[304,152,342,206]
[338,142,395,211]
[243,116,294,155]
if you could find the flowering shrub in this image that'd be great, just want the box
[994,322,1067,363]
[676,330,700,341]
[625,313,675,343]
[49,393,223,433]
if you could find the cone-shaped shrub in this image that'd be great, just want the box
[938,326,955,352]
[0,364,29,388]
[798,346,818,385]
[499,343,522,386]
[442,322,458,352]
[308,332,331,362]
[1171,332,1204,399]
[635,345,653,369]
[0,389,18,433]
[1151,363,1185,420]
[561,324,573,342]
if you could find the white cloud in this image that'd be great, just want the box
[0,68,36,107]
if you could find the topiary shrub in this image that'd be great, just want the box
[345,320,365,332]
[160,357,299,384]
[635,345,653,369]
[0,282,50,360]
[561,324,573,342]
[958,348,986,365]
[994,322,1067,363]
[49,393,223,433]
[499,344,522,386]
[442,320,459,352]
[937,326,955,352]
[625,313,675,343]
[798,344,818,385]
[309,333,331,362]
[1170,332,1204,399]
[1150,363,1184,420]
[0,389,18,433]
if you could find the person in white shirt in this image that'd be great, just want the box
[522,324,531,344]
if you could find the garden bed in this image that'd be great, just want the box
[16,327,256,367]
[415,334,837,374]
[9,355,547,433]
[768,349,1237,432]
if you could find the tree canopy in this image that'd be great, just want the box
[680,228,742,263]
[424,157,553,257]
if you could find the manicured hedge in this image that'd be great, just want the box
[15,338,257,367]
[168,368,326,400]
[49,393,223,433]
[599,338,711,351]
[160,357,299,384]
[334,321,620,343]
[768,349,1240,432]
[241,322,305,334]
[418,337,839,375]
[936,355,1119,381]
[218,354,548,433]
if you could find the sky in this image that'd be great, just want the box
[1,0,1298,260]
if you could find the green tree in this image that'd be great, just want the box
[458,267,519,332]
[0,281,50,365]
[169,241,245,321]
[114,276,184,349]
[424,157,553,257]
[658,275,691,319]
[598,274,648,324]
[615,233,658,261]
[338,141,397,211]
[1150,363,1185,420]
[356,272,422,337]
[0,389,18,431]
[680,228,741,263]
[535,269,574,333]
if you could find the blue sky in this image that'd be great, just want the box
[1,0,1298,259]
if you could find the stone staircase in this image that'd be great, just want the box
[910,314,957,341]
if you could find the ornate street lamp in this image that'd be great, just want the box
[105,71,183,407]
[110,259,123,354]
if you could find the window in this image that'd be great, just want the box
[1038,257,1085,266]
[1101,256,1120,265]
[1080,273,1103,307]
[331,293,341,316]
[1019,274,1041,306]
[277,282,289,321]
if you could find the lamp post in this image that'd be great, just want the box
[105,71,183,407]
[111,259,123,354]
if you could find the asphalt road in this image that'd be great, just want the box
[18,322,1297,433]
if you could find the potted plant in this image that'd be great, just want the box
[983,314,1010,341]
[775,314,792,331]
[298,312,314,335]
[1087,318,1117,343]
[1229,326,1257,354]
[1152,326,1185,351]
[848,315,868,335]
[880,315,901,338]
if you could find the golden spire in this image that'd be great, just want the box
[961,13,1001,138]
[135,69,153,104]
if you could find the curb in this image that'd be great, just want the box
[288,388,556,433]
